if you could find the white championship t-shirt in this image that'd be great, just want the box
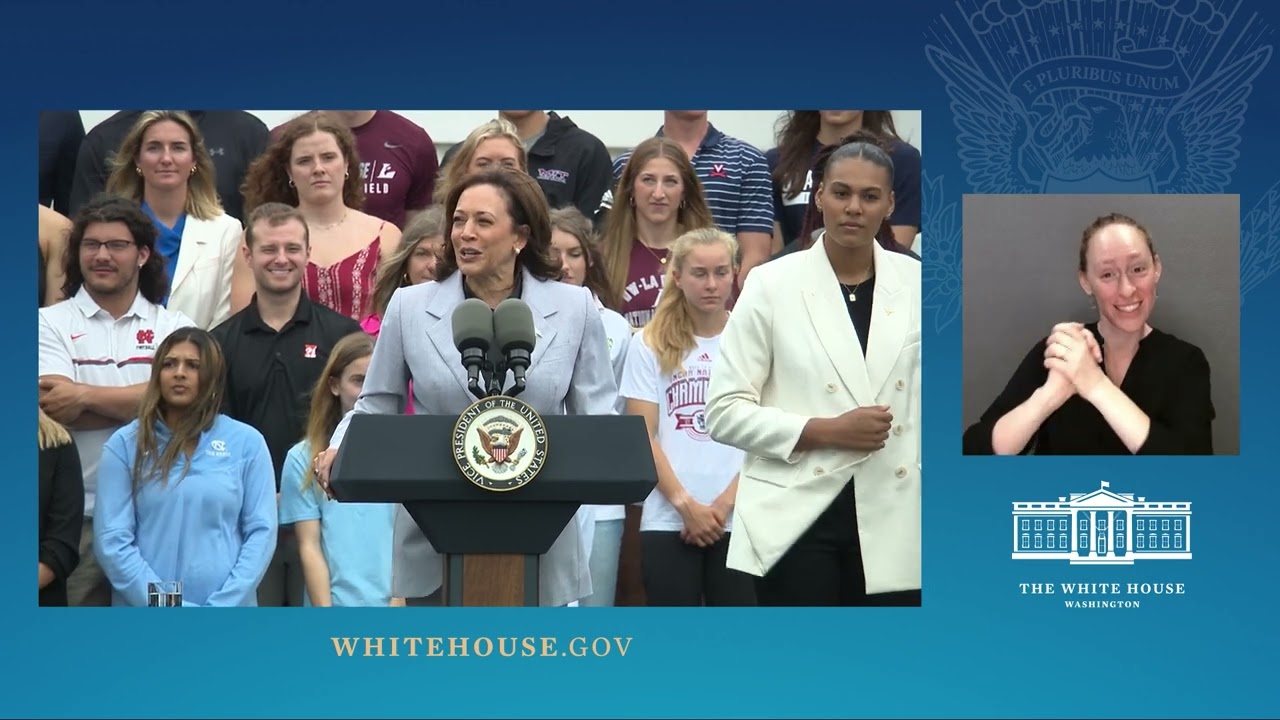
[619,329,744,533]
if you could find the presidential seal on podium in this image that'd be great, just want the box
[453,395,549,492]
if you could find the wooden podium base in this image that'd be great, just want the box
[442,554,540,606]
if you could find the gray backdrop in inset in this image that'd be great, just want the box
[961,194,1239,455]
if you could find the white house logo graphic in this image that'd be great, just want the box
[1012,481,1190,564]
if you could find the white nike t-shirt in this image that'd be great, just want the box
[38,289,196,517]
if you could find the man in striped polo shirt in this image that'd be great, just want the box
[597,111,775,287]
[38,194,195,606]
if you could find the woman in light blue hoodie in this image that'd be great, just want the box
[94,327,277,607]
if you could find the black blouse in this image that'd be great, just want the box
[843,273,876,357]
[39,437,84,606]
[963,323,1215,455]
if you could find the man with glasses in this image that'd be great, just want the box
[38,193,195,606]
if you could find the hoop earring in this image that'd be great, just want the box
[288,179,295,188]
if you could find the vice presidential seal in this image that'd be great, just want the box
[452,396,549,492]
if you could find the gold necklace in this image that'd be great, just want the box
[313,210,349,232]
[637,238,669,265]
[839,274,872,302]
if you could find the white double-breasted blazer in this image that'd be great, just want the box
[705,234,922,594]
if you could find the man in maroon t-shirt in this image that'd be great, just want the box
[271,111,438,230]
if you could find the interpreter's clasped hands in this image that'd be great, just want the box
[1042,322,1106,399]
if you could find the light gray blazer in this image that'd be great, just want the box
[331,266,619,606]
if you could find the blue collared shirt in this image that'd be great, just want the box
[140,200,186,306]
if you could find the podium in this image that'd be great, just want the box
[328,411,657,606]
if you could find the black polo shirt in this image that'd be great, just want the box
[211,295,363,487]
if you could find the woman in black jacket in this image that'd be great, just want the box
[39,407,84,606]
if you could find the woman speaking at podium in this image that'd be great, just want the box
[314,169,618,607]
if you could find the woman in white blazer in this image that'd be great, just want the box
[705,131,922,607]
[105,111,244,329]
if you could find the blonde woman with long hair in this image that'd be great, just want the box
[93,327,278,606]
[279,332,396,606]
[617,227,755,606]
[39,407,84,606]
[105,110,245,329]
[432,118,527,206]
[602,139,716,606]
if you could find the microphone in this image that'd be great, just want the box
[451,298,496,401]
[492,298,537,398]
[485,340,507,398]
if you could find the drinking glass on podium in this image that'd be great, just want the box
[148,581,182,607]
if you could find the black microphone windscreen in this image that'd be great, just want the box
[493,298,537,353]
[451,298,495,352]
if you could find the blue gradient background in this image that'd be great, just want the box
[8,0,1279,717]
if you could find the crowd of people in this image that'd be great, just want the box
[37,109,924,608]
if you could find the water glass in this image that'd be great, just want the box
[147,580,183,607]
